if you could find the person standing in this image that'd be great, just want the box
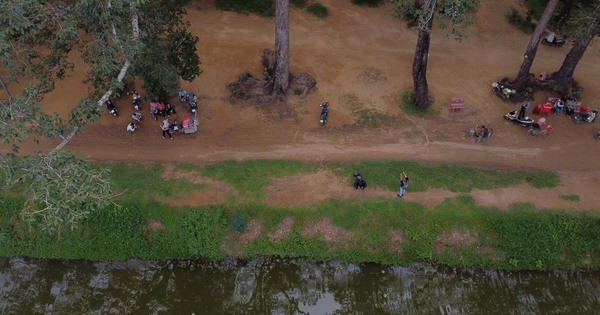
[518,101,530,119]
[150,101,159,120]
[161,118,173,139]
[398,171,410,197]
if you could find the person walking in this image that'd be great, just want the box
[398,171,410,197]
[161,118,173,139]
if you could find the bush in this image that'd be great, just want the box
[351,0,383,7]
[215,0,275,17]
[307,3,328,18]
[291,0,307,9]
[507,8,536,34]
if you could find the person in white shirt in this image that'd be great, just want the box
[127,122,137,133]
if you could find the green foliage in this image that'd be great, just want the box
[135,0,201,99]
[398,92,436,116]
[307,3,329,18]
[200,160,314,201]
[215,0,275,17]
[291,0,307,9]
[107,163,207,201]
[351,0,384,7]
[176,206,227,259]
[507,8,537,34]
[559,194,580,202]
[326,161,559,193]
[18,151,114,234]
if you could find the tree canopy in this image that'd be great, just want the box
[0,0,201,233]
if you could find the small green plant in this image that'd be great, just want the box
[507,8,536,34]
[559,194,580,202]
[291,0,307,9]
[398,92,436,116]
[229,211,248,234]
[293,87,303,95]
[351,0,383,7]
[307,3,328,18]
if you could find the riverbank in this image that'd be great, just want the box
[1,160,599,271]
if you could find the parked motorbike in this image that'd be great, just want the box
[504,110,534,127]
[319,101,330,127]
[492,81,515,101]
[105,99,118,116]
[595,130,600,139]
[573,109,597,123]
[542,33,567,47]
[188,93,198,113]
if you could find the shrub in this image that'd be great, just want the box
[307,3,328,18]
[291,0,307,9]
[507,8,536,34]
[215,0,275,17]
[351,0,383,7]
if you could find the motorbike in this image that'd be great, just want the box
[105,99,118,116]
[542,33,567,47]
[319,101,329,127]
[504,110,534,127]
[573,109,597,123]
[595,130,600,139]
[492,81,515,101]
[188,93,198,113]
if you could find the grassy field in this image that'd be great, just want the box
[1,160,599,271]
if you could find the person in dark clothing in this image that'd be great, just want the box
[353,170,367,189]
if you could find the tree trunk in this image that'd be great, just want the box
[0,75,11,101]
[513,0,559,95]
[551,36,593,98]
[273,0,290,94]
[412,0,435,109]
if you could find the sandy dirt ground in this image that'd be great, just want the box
[9,0,600,211]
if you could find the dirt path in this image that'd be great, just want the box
[10,0,600,211]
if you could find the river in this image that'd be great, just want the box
[1,257,599,314]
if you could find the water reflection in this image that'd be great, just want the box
[1,258,599,314]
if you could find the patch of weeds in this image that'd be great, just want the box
[359,67,387,84]
[507,8,536,34]
[175,163,198,172]
[351,0,384,7]
[291,0,307,9]
[215,0,275,17]
[340,93,394,128]
[397,92,436,116]
[293,87,304,95]
[559,195,580,202]
[526,171,559,189]
[307,3,328,18]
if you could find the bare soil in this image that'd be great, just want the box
[13,0,600,212]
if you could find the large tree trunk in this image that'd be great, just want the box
[272,0,290,94]
[412,0,435,109]
[513,0,559,95]
[551,36,593,98]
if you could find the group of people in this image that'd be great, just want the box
[352,170,410,198]
[150,101,176,121]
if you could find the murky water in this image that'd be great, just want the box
[1,257,599,314]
